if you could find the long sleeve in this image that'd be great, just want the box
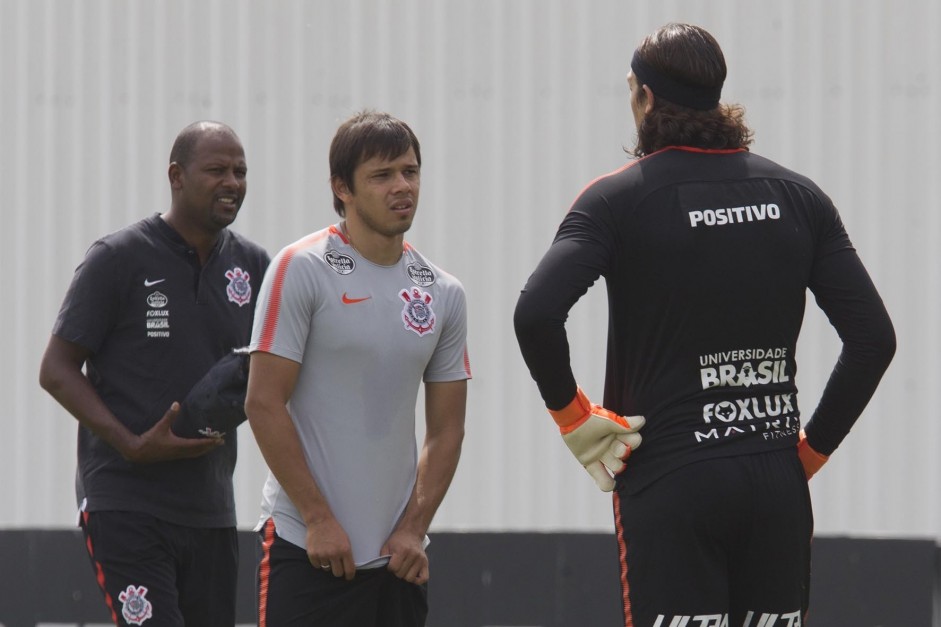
[803,247,896,455]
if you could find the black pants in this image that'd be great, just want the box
[614,449,813,627]
[257,518,428,627]
[80,510,238,627]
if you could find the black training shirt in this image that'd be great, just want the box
[53,213,270,526]
[515,147,895,493]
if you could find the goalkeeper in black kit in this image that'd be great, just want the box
[514,22,895,627]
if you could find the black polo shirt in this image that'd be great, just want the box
[515,147,895,494]
[53,213,270,527]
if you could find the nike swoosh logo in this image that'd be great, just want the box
[341,293,371,304]
[144,278,166,287]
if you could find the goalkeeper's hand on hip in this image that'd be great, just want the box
[797,429,828,480]
[549,387,645,492]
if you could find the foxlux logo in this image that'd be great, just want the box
[688,203,780,228]
[702,394,795,424]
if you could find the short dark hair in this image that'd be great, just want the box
[329,111,421,216]
[631,23,753,156]
[170,121,239,168]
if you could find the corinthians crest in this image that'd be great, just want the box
[225,267,252,307]
[400,286,436,336]
[119,584,153,625]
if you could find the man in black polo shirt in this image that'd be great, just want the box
[39,121,269,626]
[514,23,895,626]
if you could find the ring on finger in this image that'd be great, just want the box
[320,563,330,570]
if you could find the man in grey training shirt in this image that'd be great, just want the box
[246,110,471,627]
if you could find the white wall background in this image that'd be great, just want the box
[1,0,937,538]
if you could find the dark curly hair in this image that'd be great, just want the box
[631,23,754,157]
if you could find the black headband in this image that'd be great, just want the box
[630,50,722,111]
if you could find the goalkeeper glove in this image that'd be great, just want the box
[549,387,645,492]
[797,429,828,480]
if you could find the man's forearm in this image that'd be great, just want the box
[397,379,467,534]
[246,402,333,525]
[398,427,464,536]
[39,339,137,455]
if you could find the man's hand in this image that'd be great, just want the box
[382,527,429,585]
[306,516,356,581]
[797,429,828,480]
[39,336,221,463]
[549,387,645,492]
[122,402,223,463]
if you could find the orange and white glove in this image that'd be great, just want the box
[797,429,829,480]
[549,387,645,492]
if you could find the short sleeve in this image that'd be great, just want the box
[249,248,317,363]
[423,280,471,382]
[52,240,122,352]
